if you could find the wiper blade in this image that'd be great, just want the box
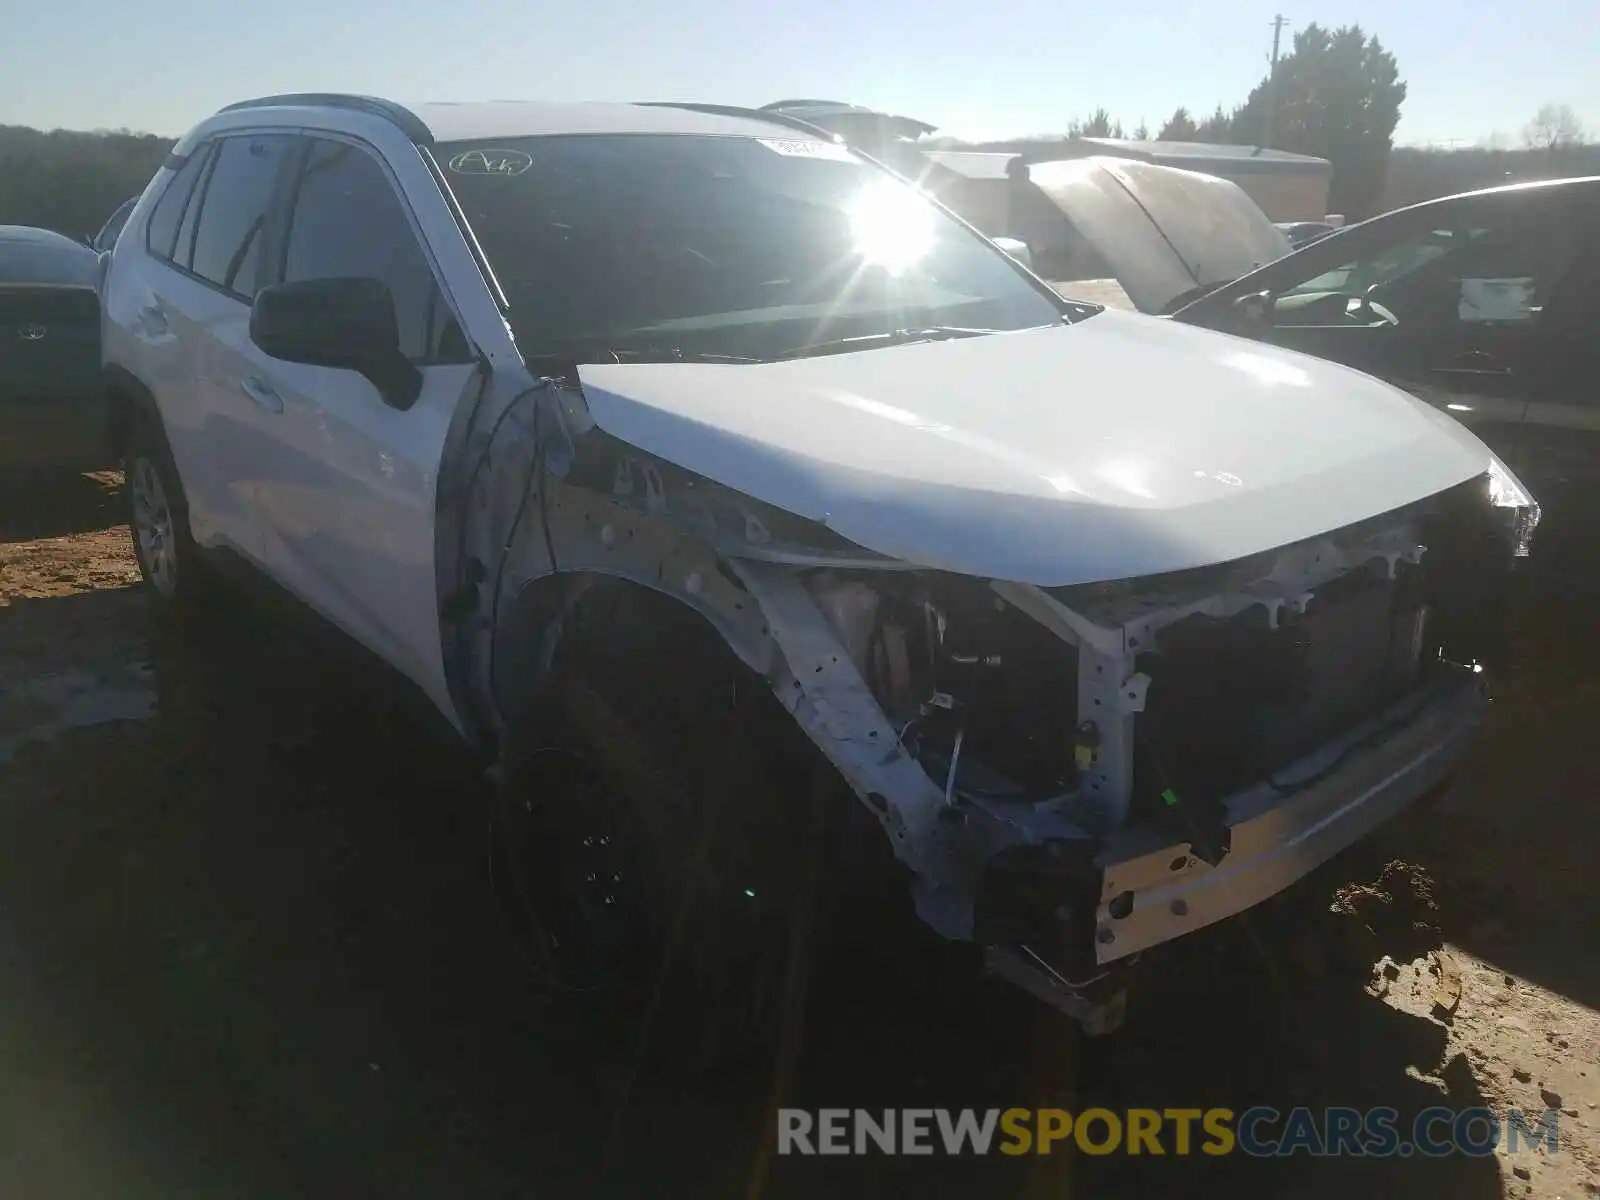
[536,341,760,366]
[777,326,1008,360]
[607,347,760,364]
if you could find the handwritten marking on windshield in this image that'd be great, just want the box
[447,148,534,176]
[756,138,856,163]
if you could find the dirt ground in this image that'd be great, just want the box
[1,471,1596,1199]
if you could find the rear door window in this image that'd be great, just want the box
[187,134,294,299]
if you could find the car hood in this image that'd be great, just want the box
[574,314,1493,587]
[1029,158,1292,314]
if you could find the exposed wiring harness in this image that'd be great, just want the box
[1262,683,1438,797]
[485,384,564,720]
[1135,710,1231,865]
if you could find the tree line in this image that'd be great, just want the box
[0,28,1590,237]
[0,124,173,240]
[956,23,1405,216]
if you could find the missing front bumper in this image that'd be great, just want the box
[1091,668,1485,964]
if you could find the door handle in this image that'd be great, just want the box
[1438,350,1512,377]
[240,376,284,413]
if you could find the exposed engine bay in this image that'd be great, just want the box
[444,379,1526,1032]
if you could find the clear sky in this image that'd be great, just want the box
[3,0,1593,146]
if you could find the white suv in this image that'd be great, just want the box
[101,93,1536,1044]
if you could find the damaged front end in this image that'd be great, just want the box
[446,379,1521,1034]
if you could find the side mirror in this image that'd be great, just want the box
[1232,290,1274,327]
[250,277,422,410]
[991,236,1035,272]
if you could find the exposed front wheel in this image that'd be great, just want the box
[491,669,829,1074]
[492,739,658,999]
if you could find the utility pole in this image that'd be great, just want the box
[1262,13,1289,150]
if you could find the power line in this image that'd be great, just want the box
[1262,14,1289,150]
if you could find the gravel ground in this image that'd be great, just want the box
[1,471,1596,1199]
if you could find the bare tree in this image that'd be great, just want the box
[1522,103,1586,150]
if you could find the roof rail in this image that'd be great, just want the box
[214,93,432,144]
[633,102,841,142]
[760,99,939,137]
[760,98,851,110]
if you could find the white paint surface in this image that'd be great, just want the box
[578,314,1495,587]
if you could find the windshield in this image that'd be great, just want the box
[437,133,1071,362]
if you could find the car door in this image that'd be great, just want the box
[1507,204,1600,564]
[238,133,481,719]
[1173,187,1589,477]
[138,133,296,558]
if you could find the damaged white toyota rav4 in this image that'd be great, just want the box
[102,94,1538,1042]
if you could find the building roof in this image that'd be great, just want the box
[1078,138,1331,174]
[926,139,1330,179]
[921,150,1022,180]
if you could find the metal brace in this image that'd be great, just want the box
[1113,672,1151,714]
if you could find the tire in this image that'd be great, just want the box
[490,624,830,1076]
[122,414,212,621]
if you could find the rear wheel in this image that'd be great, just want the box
[123,414,212,620]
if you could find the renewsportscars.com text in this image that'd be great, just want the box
[777,1106,1561,1158]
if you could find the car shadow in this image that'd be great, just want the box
[1060,878,1505,1198]
[760,838,1506,1198]
[0,601,1523,1198]
[0,470,124,541]
[1370,558,1600,1013]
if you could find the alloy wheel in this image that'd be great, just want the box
[129,456,178,598]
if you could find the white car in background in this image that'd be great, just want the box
[99,93,1535,1048]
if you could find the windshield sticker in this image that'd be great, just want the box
[447,148,534,177]
[756,138,856,163]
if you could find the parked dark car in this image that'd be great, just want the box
[0,225,109,471]
[1175,177,1600,556]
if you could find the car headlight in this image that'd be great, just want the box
[1486,458,1540,558]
